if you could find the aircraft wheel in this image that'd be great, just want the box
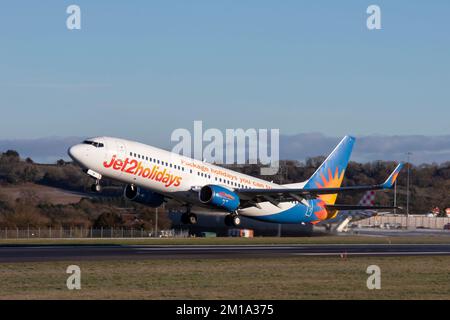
[231,214,241,227]
[188,213,198,225]
[181,213,197,225]
[225,214,241,227]
[91,182,102,193]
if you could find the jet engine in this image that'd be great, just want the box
[123,184,164,207]
[199,185,240,212]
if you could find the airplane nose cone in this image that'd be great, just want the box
[68,144,83,162]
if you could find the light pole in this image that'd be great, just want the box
[155,208,158,238]
[393,180,397,215]
[406,152,412,217]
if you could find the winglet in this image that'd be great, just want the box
[382,163,404,189]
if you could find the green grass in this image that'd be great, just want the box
[1,235,450,246]
[0,256,449,299]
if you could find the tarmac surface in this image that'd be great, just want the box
[1,243,450,262]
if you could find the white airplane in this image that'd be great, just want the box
[68,136,403,227]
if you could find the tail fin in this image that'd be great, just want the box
[305,135,355,204]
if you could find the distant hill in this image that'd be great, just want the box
[2,133,450,164]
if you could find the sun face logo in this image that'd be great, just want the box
[313,200,328,222]
[315,167,345,205]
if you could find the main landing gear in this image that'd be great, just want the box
[181,206,198,225]
[225,212,241,227]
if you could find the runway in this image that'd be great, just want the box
[1,243,450,262]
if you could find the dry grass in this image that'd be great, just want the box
[0,183,83,205]
[0,256,449,300]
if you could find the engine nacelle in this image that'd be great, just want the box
[199,185,240,212]
[123,184,164,207]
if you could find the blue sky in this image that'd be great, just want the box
[0,1,449,144]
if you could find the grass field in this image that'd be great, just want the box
[0,256,449,299]
[1,235,450,245]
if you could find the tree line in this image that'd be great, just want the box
[0,150,449,228]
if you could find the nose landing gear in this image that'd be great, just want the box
[85,169,103,193]
[91,180,102,193]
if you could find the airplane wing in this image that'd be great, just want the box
[235,163,404,204]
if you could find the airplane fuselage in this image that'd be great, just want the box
[68,136,329,224]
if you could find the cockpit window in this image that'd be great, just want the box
[83,140,104,148]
